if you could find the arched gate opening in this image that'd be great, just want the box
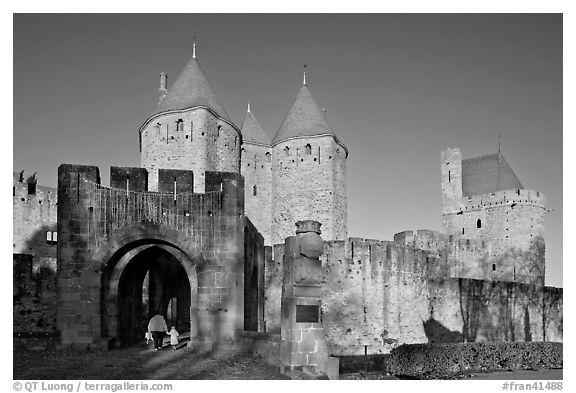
[117,246,192,344]
[99,235,200,347]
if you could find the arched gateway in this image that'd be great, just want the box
[56,164,264,348]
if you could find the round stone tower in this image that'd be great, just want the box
[139,45,241,192]
[271,73,348,245]
[240,103,273,245]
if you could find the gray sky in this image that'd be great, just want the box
[13,14,563,287]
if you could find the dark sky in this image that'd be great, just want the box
[13,14,562,287]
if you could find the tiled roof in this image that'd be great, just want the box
[154,57,232,122]
[241,109,270,145]
[462,153,524,196]
[272,85,335,144]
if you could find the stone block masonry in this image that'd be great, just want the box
[272,135,347,245]
[441,147,547,285]
[13,172,57,259]
[55,164,254,347]
[267,236,562,357]
[13,254,58,335]
[241,142,272,246]
[280,221,333,378]
[140,108,240,192]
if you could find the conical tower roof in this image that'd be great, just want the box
[272,84,335,144]
[154,56,232,122]
[241,104,270,145]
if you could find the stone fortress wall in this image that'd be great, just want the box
[13,172,58,335]
[266,236,563,356]
[13,172,58,259]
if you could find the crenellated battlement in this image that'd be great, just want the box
[446,188,546,214]
[57,164,245,249]
[13,174,57,206]
[393,229,489,254]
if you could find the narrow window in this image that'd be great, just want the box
[477,219,481,228]
[517,189,521,196]
[234,136,237,146]
[190,122,193,140]
[492,263,496,271]
[52,232,57,244]
[462,228,465,235]
[265,152,271,162]
[253,185,257,196]
[176,119,183,131]
[305,144,312,155]
[284,146,289,157]
[217,125,222,137]
[448,170,451,183]
[46,231,52,244]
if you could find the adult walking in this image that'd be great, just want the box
[147,310,168,350]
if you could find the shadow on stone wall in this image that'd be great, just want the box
[458,278,489,342]
[453,279,562,343]
[13,226,58,334]
[423,318,464,343]
[451,235,561,343]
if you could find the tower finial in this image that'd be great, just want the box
[303,64,307,85]
[498,134,502,155]
[193,31,197,59]
[247,101,251,113]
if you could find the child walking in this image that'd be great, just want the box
[167,326,179,351]
[145,331,152,345]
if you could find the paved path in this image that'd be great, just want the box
[14,341,288,380]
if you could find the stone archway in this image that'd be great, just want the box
[108,244,198,346]
[89,224,203,347]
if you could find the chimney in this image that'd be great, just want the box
[158,72,168,105]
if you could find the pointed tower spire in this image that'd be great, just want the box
[272,81,337,144]
[303,64,307,86]
[192,32,197,59]
[241,103,270,145]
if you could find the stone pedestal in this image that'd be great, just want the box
[280,220,337,379]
